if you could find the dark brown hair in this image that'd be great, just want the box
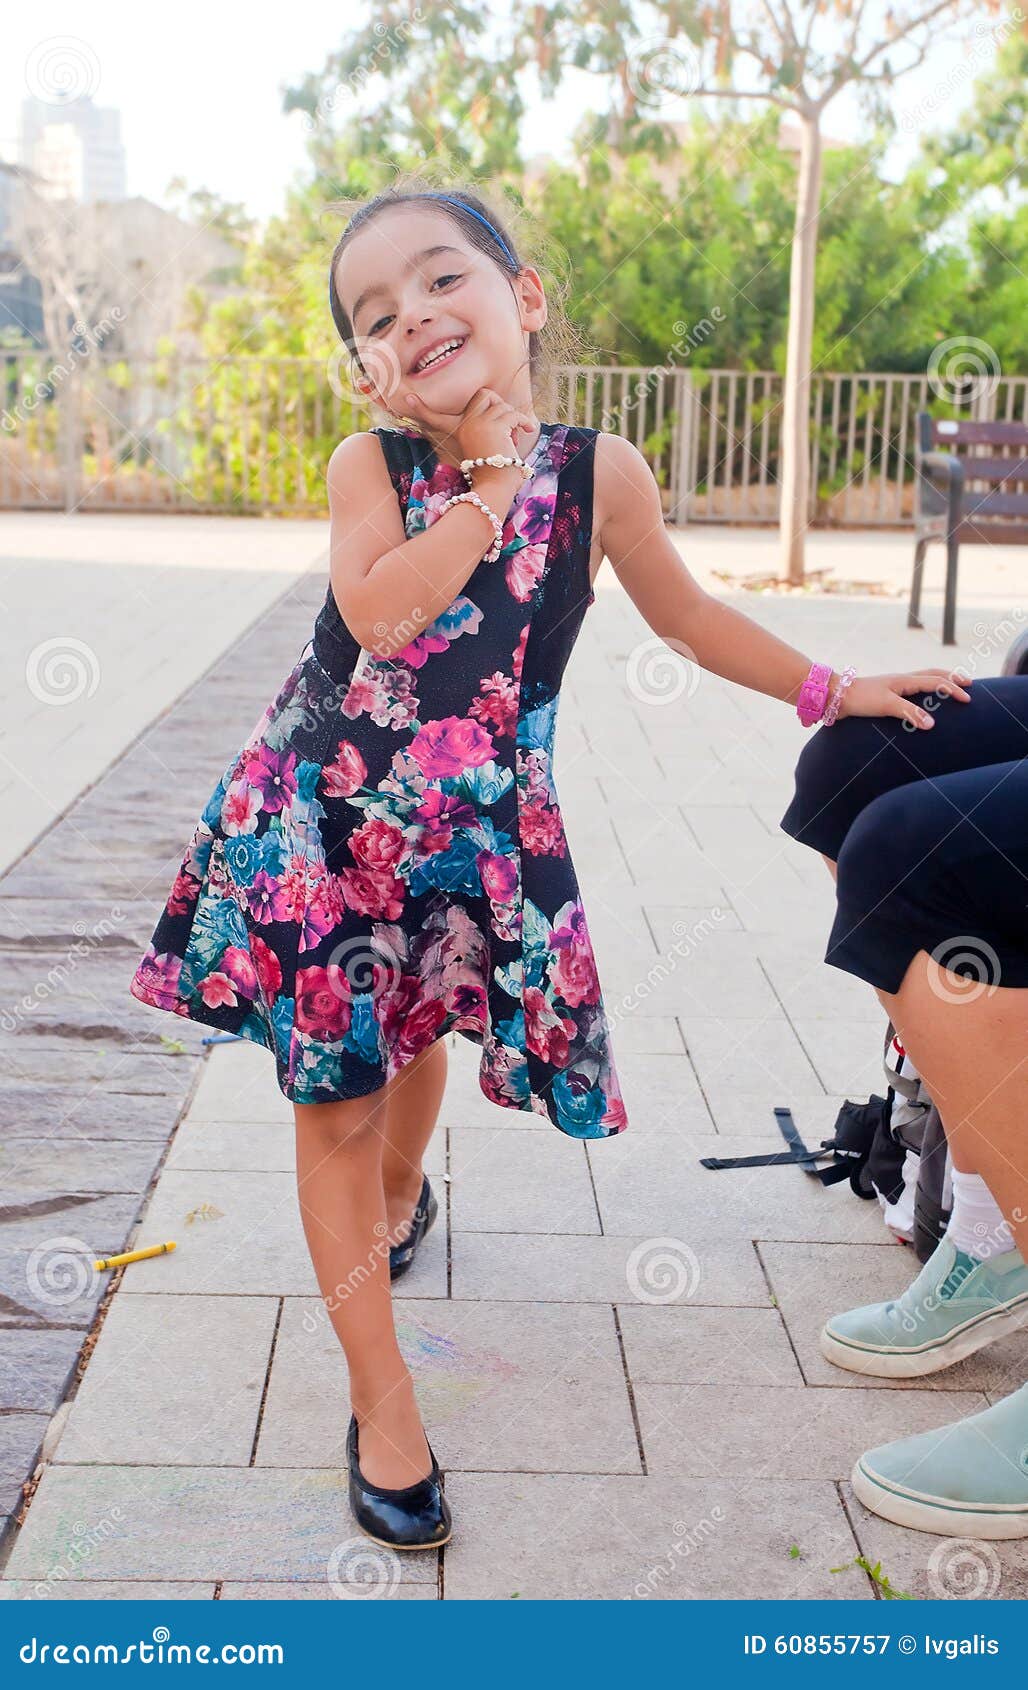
[325,172,585,421]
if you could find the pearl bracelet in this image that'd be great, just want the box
[437,489,505,562]
[460,452,530,486]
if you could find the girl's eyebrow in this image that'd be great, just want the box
[351,245,464,324]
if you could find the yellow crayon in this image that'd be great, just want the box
[94,1241,177,1271]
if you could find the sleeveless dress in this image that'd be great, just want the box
[129,420,628,1138]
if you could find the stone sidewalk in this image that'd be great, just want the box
[2,529,1027,1601]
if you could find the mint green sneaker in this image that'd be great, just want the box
[821,1234,1028,1378]
[853,1383,1028,1538]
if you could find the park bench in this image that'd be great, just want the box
[909,412,1028,645]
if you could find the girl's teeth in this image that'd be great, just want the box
[418,339,463,371]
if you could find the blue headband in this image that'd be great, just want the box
[429,194,517,267]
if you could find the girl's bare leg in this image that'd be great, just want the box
[293,1093,432,1489]
[380,1037,448,1244]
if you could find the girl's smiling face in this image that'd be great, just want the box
[333,203,546,417]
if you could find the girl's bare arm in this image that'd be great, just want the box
[593,434,970,728]
[326,433,522,656]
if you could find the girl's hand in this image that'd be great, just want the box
[400,385,537,465]
[836,668,973,730]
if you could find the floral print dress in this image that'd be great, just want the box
[130,421,628,1138]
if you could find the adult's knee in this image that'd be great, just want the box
[835,781,947,908]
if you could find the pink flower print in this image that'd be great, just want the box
[520,799,566,857]
[220,946,258,998]
[392,996,448,1063]
[602,1095,629,1133]
[478,850,518,903]
[550,936,601,1009]
[167,869,200,918]
[244,746,297,814]
[198,971,237,1009]
[512,622,529,681]
[132,945,182,1003]
[243,869,289,925]
[339,866,405,921]
[505,539,547,604]
[349,817,405,874]
[523,985,575,1066]
[295,965,352,1040]
[470,672,518,738]
[221,779,262,835]
[395,628,450,669]
[341,673,379,721]
[550,901,588,949]
[408,716,496,780]
[273,856,308,924]
[322,739,367,799]
[413,788,476,853]
[299,874,345,952]
[250,934,282,1003]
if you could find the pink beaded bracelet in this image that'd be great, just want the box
[822,664,856,726]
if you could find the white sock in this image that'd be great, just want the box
[946,1169,1017,1261]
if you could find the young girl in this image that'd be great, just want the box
[129,181,969,1550]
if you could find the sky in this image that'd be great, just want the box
[0,2,998,228]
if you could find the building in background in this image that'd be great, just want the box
[18,94,127,205]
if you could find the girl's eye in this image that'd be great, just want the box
[368,274,463,335]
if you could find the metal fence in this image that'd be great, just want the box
[3,349,1026,524]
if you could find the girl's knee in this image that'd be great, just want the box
[294,1096,383,1153]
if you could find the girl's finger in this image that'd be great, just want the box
[898,697,935,729]
[903,671,972,703]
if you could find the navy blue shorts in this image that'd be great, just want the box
[779,676,1028,993]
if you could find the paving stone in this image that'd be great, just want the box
[165,1112,446,1178]
[0,1249,105,1330]
[617,1304,803,1387]
[840,1481,1028,1600]
[587,1131,887,1244]
[0,1414,49,1515]
[602,1014,684,1055]
[1,1464,438,1584]
[256,1298,639,1475]
[705,1091,851,1139]
[588,1052,711,1134]
[633,1383,988,1479]
[0,1581,216,1599]
[116,1169,447,1300]
[0,1138,164,1194]
[54,1294,278,1467]
[450,1231,770,1308]
[220,1582,436,1599]
[1,1086,191,1140]
[0,1051,199,1093]
[0,1190,147,1251]
[442,1473,868,1600]
[677,1015,823,1102]
[757,941,884,1022]
[0,1329,84,1412]
[760,1239,1028,1395]
[792,1018,887,1097]
[186,1044,293,1124]
[449,1129,599,1235]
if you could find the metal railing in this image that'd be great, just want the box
[3,349,1025,524]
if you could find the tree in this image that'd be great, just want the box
[539,0,987,579]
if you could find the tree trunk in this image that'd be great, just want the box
[779,109,823,585]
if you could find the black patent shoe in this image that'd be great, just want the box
[389,1175,438,1281]
[346,1413,452,1549]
